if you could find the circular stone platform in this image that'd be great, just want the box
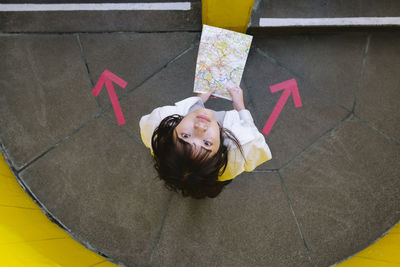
[1,29,399,266]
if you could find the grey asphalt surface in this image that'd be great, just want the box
[1,1,400,266]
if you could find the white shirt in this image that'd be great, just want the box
[139,97,272,181]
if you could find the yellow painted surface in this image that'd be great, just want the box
[0,239,116,267]
[202,0,255,33]
[0,153,118,266]
[338,256,399,267]
[336,223,400,266]
[0,176,39,209]
[0,155,14,178]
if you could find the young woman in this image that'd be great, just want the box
[139,86,272,199]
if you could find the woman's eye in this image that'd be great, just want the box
[204,140,212,146]
[181,133,190,138]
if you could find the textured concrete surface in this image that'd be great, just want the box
[0,35,98,170]
[251,32,367,110]
[150,172,311,267]
[19,116,172,265]
[250,0,400,26]
[354,32,400,142]
[1,8,400,267]
[0,2,202,33]
[280,117,400,266]
[243,47,349,169]
[2,0,400,33]
[79,32,199,109]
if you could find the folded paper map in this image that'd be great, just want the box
[193,25,253,100]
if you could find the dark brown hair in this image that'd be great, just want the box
[151,114,243,199]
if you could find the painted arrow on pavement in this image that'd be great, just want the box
[262,78,302,136]
[92,69,128,126]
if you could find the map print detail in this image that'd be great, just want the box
[193,25,253,100]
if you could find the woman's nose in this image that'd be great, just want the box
[194,122,207,132]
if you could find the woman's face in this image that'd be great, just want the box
[174,108,221,157]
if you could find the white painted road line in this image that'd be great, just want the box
[0,2,191,11]
[259,17,400,27]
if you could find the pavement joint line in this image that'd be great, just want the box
[352,33,371,113]
[279,111,353,172]
[277,171,315,267]
[76,33,104,111]
[254,47,278,64]
[0,2,192,12]
[168,41,197,66]
[76,34,96,89]
[100,113,143,145]
[101,43,196,114]
[255,46,353,113]
[16,112,102,173]
[146,192,174,267]
[283,109,400,173]
[352,113,400,147]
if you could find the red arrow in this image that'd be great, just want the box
[92,69,128,126]
[262,78,302,135]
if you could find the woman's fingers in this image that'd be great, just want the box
[197,88,216,103]
[227,85,241,93]
[227,85,245,110]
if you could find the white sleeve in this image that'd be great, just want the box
[218,110,272,181]
[238,109,254,125]
[139,106,174,151]
[241,130,272,172]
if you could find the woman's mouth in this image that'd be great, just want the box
[197,115,210,122]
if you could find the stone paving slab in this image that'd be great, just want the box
[150,172,311,267]
[252,32,368,110]
[280,116,400,266]
[19,116,172,265]
[355,32,400,143]
[243,48,349,169]
[79,32,199,109]
[0,34,98,170]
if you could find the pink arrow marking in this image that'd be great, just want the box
[92,69,128,126]
[262,78,302,136]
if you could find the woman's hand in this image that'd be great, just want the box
[197,88,216,104]
[227,85,245,111]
